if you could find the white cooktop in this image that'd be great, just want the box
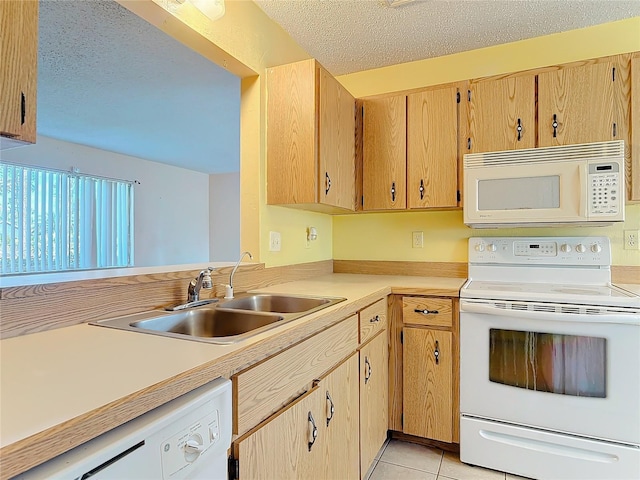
[462,236,640,309]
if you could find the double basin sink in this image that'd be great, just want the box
[92,294,346,344]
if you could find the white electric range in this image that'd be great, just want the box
[459,236,640,480]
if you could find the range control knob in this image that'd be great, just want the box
[184,434,204,462]
[474,243,485,252]
[591,243,602,253]
[560,244,572,253]
[576,244,587,254]
[486,244,497,252]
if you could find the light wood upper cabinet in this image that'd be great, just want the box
[631,52,640,202]
[359,331,389,478]
[362,95,407,210]
[0,0,38,147]
[403,327,453,443]
[407,86,459,209]
[538,56,631,148]
[266,59,356,212]
[467,74,536,153]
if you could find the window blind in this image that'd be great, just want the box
[0,163,133,274]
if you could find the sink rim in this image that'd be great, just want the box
[90,294,346,344]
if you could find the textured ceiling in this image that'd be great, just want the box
[254,0,640,76]
[38,0,240,174]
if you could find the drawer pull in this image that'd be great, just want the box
[414,309,439,315]
[364,356,372,384]
[308,411,318,451]
[369,315,380,323]
[434,340,440,365]
[326,391,335,427]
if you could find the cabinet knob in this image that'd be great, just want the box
[414,309,439,315]
[325,172,331,195]
[369,315,380,323]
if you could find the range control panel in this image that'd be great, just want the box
[469,236,611,266]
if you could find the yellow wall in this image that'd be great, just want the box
[334,17,640,267]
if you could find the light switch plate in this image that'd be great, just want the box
[269,231,281,252]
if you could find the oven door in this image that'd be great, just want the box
[460,299,640,445]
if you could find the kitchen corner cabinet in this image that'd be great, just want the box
[390,295,459,445]
[467,74,536,154]
[266,59,356,213]
[538,55,631,148]
[0,0,38,147]
[234,353,359,480]
[362,95,407,210]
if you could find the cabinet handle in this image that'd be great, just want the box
[364,356,372,384]
[434,340,440,365]
[325,172,331,195]
[308,411,318,451]
[391,182,396,202]
[612,123,617,138]
[326,391,335,427]
[369,314,380,323]
[419,179,425,200]
[414,309,439,315]
[552,114,558,138]
[21,92,26,125]
[516,118,523,141]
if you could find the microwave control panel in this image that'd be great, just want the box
[588,162,621,216]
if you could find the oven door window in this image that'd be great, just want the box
[489,329,606,398]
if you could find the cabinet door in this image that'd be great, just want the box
[0,0,38,144]
[407,86,459,209]
[362,96,406,210]
[324,354,360,480]
[538,56,631,148]
[360,331,389,477]
[467,75,536,153]
[266,60,317,205]
[235,387,325,480]
[319,68,356,210]
[631,52,640,202]
[403,327,453,443]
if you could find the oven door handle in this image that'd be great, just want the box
[460,300,640,325]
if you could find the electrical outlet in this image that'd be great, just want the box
[624,230,640,250]
[269,231,281,252]
[412,231,424,248]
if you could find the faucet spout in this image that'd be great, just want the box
[225,251,253,299]
[187,267,215,303]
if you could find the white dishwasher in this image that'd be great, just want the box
[17,377,232,480]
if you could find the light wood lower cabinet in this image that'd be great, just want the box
[234,353,360,480]
[403,327,452,442]
[359,330,389,478]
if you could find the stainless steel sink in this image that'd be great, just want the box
[219,294,342,314]
[91,294,345,344]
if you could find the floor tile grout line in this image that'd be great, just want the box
[376,459,441,476]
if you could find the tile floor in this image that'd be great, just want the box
[366,440,529,480]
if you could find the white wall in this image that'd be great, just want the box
[2,136,211,267]
[209,172,240,261]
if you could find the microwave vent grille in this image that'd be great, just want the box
[464,140,625,168]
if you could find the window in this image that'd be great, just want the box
[0,162,133,274]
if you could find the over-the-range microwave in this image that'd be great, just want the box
[463,140,625,228]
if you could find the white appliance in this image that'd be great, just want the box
[459,237,640,480]
[16,377,232,480]
[463,140,625,228]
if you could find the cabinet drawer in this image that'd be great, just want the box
[234,315,358,436]
[359,298,387,345]
[403,297,452,327]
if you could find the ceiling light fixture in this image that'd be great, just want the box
[189,0,225,21]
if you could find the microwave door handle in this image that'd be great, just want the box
[579,163,589,218]
[460,301,640,326]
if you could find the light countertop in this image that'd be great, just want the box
[0,273,465,478]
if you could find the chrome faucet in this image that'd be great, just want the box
[225,251,253,299]
[188,267,215,302]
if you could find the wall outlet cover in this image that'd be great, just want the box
[412,231,424,248]
[269,231,281,252]
[623,230,639,250]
